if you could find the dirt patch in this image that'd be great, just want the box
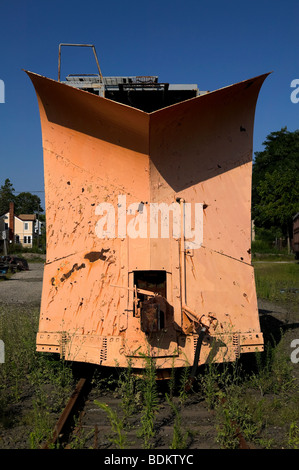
[78,388,220,450]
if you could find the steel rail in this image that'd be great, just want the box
[42,377,87,449]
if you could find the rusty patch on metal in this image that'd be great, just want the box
[60,263,86,282]
[84,249,110,263]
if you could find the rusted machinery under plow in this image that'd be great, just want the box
[27,44,269,377]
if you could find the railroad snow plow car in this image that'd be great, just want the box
[27,45,269,375]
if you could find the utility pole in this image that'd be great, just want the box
[2,231,7,256]
[37,201,40,249]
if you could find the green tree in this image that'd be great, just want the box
[0,179,44,215]
[252,128,299,249]
[0,178,15,215]
[15,192,43,214]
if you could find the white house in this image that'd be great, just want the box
[14,214,36,247]
[1,211,36,248]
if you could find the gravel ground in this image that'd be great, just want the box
[0,262,44,305]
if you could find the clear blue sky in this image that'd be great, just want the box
[0,0,298,211]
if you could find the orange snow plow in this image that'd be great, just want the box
[27,44,269,374]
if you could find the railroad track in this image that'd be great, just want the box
[42,363,96,449]
[42,366,253,450]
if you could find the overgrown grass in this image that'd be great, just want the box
[252,240,289,255]
[0,304,74,448]
[254,261,299,304]
[0,305,38,401]
[94,401,127,449]
[165,393,189,449]
[137,355,160,448]
[0,257,298,449]
[197,339,298,449]
[91,332,298,450]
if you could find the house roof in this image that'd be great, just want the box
[0,212,37,222]
[18,214,36,221]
